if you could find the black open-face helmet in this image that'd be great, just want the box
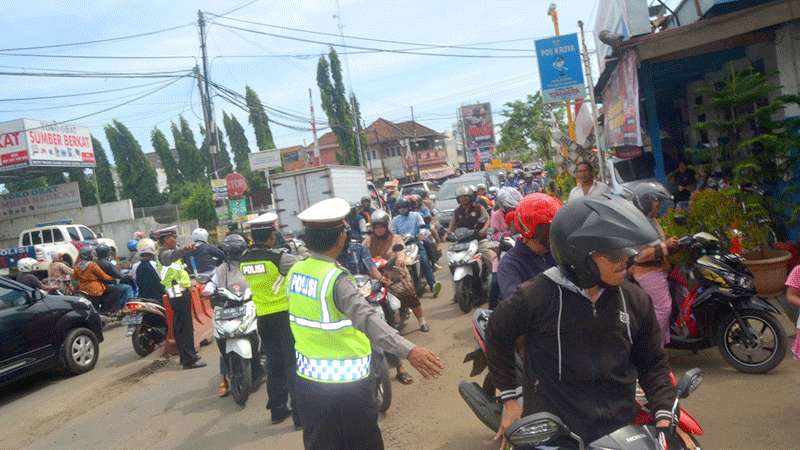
[222,234,247,261]
[632,181,672,216]
[549,195,660,288]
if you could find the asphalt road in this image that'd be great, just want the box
[1,263,798,450]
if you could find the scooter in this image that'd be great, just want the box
[371,256,404,330]
[354,274,399,413]
[666,232,787,373]
[447,227,490,313]
[212,286,262,406]
[402,234,426,297]
[122,297,168,357]
[459,309,704,440]
[503,369,704,449]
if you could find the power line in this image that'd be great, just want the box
[0,51,196,60]
[214,0,261,18]
[0,23,194,52]
[0,79,177,102]
[0,68,194,79]
[208,14,536,53]
[210,22,535,59]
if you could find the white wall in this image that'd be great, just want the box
[776,20,800,118]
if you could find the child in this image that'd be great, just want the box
[785,265,800,360]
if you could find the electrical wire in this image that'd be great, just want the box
[0,68,194,79]
[0,79,177,102]
[0,51,196,60]
[0,23,195,52]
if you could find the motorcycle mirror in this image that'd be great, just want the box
[506,413,574,448]
[392,244,405,252]
[676,368,703,399]
[673,215,687,226]
[195,274,210,284]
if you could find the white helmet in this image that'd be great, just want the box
[496,187,523,210]
[191,228,209,243]
[137,238,157,256]
[17,257,37,273]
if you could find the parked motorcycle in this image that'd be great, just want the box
[447,228,489,313]
[212,285,262,406]
[354,274,399,413]
[122,297,168,357]
[402,234,426,297]
[459,309,704,441]
[666,232,787,373]
[503,369,704,449]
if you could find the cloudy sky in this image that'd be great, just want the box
[0,0,605,159]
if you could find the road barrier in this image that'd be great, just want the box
[162,284,214,356]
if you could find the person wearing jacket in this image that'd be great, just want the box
[184,228,225,276]
[486,195,683,449]
[95,244,134,310]
[72,246,121,314]
[131,239,164,302]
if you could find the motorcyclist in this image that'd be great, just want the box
[184,228,224,276]
[475,183,493,210]
[630,181,680,348]
[496,193,562,301]
[131,239,164,302]
[15,257,44,291]
[407,194,439,268]
[95,244,134,310]
[391,199,442,298]
[368,209,431,333]
[73,245,122,314]
[202,234,257,399]
[446,185,494,272]
[486,195,682,449]
[347,202,368,242]
[488,187,523,309]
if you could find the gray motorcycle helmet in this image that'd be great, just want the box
[549,195,660,288]
[222,234,247,262]
[632,181,672,216]
[79,245,96,261]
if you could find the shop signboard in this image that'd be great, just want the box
[0,182,82,220]
[602,50,643,148]
[460,103,495,151]
[249,149,282,171]
[0,119,95,171]
[534,33,586,103]
[211,178,228,201]
[228,198,248,219]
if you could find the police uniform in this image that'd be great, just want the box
[154,226,205,369]
[289,198,416,450]
[241,212,299,425]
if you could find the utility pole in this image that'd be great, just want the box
[410,106,421,180]
[547,4,576,143]
[578,20,606,183]
[309,88,320,166]
[197,10,218,178]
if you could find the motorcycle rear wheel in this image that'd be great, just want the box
[229,353,252,406]
[372,356,392,413]
[455,279,472,314]
[131,327,156,357]
[717,309,786,374]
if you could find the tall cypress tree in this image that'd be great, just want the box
[317,47,358,165]
[245,86,276,150]
[68,168,96,206]
[91,137,117,203]
[199,123,233,179]
[222,111,252,173]
[151,127,182,193]
[171,116,206,182]
[104,121,160,207]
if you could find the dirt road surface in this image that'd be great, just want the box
[1,263,798,449]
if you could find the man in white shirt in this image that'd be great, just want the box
[568,161,610,202]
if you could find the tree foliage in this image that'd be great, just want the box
[151,127,182,193]
[104,120,161,207]
[173,181,217,229]
[222,111,252,173]
[497,92,556,162]
[170,116,206,183]
[245,86,276,150]
[91,137,117,203]
[199,123,233,179]
[317,48,358,165]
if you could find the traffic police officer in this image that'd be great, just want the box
[154,226,206,369]
[240,212,300,426]
[288,198,444,450]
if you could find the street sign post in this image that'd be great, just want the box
[534,33,586,104]
[249,149,282,172]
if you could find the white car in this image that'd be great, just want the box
[1,222,117,275]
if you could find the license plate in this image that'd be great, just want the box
[122,314,143,325]
[216,306,245,320]
[126,325,136,337]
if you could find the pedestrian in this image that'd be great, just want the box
[288,198,443,450]
[239,212,301,426]
[670,160,696,207]
[154,226,206,369]
[784,264,800,361]
[567,161,610,202]
[184,228,225,276]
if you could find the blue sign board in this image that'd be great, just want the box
[534,33,586,104]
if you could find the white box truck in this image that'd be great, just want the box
[271,165,383,235]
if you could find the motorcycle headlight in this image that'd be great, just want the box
[738,276,753,290]
[468,240,479,255]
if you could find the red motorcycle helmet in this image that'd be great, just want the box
[404,194,420,210]
[514,193,563,242]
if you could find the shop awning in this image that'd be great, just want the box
[420,166,455,180]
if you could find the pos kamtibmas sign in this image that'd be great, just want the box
[535,33,585,104]
[0,119,96,171]
[0,182,82,220]
[460,103,495,151]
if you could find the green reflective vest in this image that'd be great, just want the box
[240,248,287,316]
[287,257,372,384]
[156,256,191,294]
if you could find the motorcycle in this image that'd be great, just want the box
[211,285,263,406]
[459,309,704,441]
[371,255,404,330]
[503,369,704,449]
[354,273,400,413]
[666,232,787,373]
[419,225,441,267]
[447,227,490,313]
[122,297,168,357]
[402,234,426,297]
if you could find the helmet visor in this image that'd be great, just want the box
[591,247,640,266]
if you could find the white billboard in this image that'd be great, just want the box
[593,0,651,74]
[0,182,82,220]
[249,149,282,171]
[0,119,96,171]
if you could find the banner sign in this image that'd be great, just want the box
[228,198,248,218]
[460,103,495,151]
[225,172,248,198]
[0,119,95,171]
[211,179,228,201]
[535,33,586,104]
[602,50,643,148]
[249,149,282,171]
[0,182,82,220]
